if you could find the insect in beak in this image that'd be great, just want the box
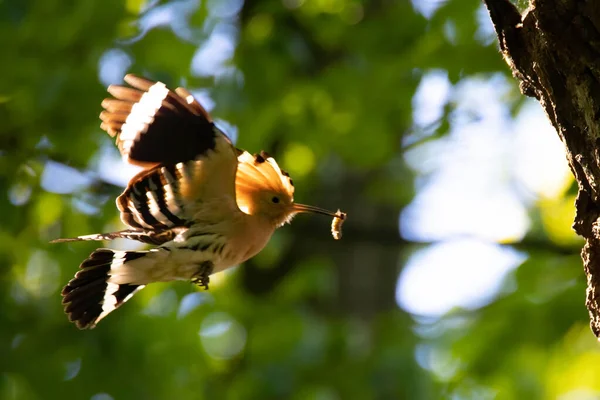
[292,204,347,240]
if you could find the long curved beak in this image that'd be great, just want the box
[292,203,340,218]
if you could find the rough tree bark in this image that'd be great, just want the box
[483,0,600,337]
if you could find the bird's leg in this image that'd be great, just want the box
[191,261,214,290]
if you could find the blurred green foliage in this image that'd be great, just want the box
[0,0,595,399]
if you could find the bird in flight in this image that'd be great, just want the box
[53,75,346,329]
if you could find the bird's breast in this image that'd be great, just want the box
[165,208,276,278]
[225,214,276,265]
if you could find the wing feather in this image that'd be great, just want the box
[100,74,230,167]
[117,138,238,230]
[98,74,240,231]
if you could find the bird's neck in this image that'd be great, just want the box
[232,212,277,263]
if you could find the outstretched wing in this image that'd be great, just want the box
[100,74,229,167]
[100,75,239,230]
[117,156,235,230]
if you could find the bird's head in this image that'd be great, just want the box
[235,151,339,227]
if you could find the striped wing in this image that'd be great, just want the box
[118,137,238,230]
[101,74,239,230]
[100,74,228,167]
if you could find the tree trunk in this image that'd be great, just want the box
[483,0,600,337]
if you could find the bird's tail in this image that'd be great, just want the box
[62,248,162,329]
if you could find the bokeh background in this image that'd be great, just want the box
[1,0,596,398]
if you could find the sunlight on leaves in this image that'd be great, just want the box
[199,312,247,360]
[282,143,316,178]
[547,325,600,398]
[247,14,273,43]
[539,194,583,248]
[34,192,63,229]
[17,251,60,299]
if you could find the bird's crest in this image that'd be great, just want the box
[235,150,295,213]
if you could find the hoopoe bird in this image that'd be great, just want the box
[53,74,346,329]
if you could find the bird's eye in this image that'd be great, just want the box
[271,196,280,204]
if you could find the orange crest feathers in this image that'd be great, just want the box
[235,150,295,214]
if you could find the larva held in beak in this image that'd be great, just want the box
[331,210,346,240]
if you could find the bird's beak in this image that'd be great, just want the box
[292,203,347,239]
[292,203,340,218]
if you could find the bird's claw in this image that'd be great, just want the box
[191,261,214,290]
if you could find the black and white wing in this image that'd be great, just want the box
[100,74,239,231]
[100,74,230,166]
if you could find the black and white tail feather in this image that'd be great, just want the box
[62,249,149,329]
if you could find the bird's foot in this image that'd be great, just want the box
[191,261,214,290]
